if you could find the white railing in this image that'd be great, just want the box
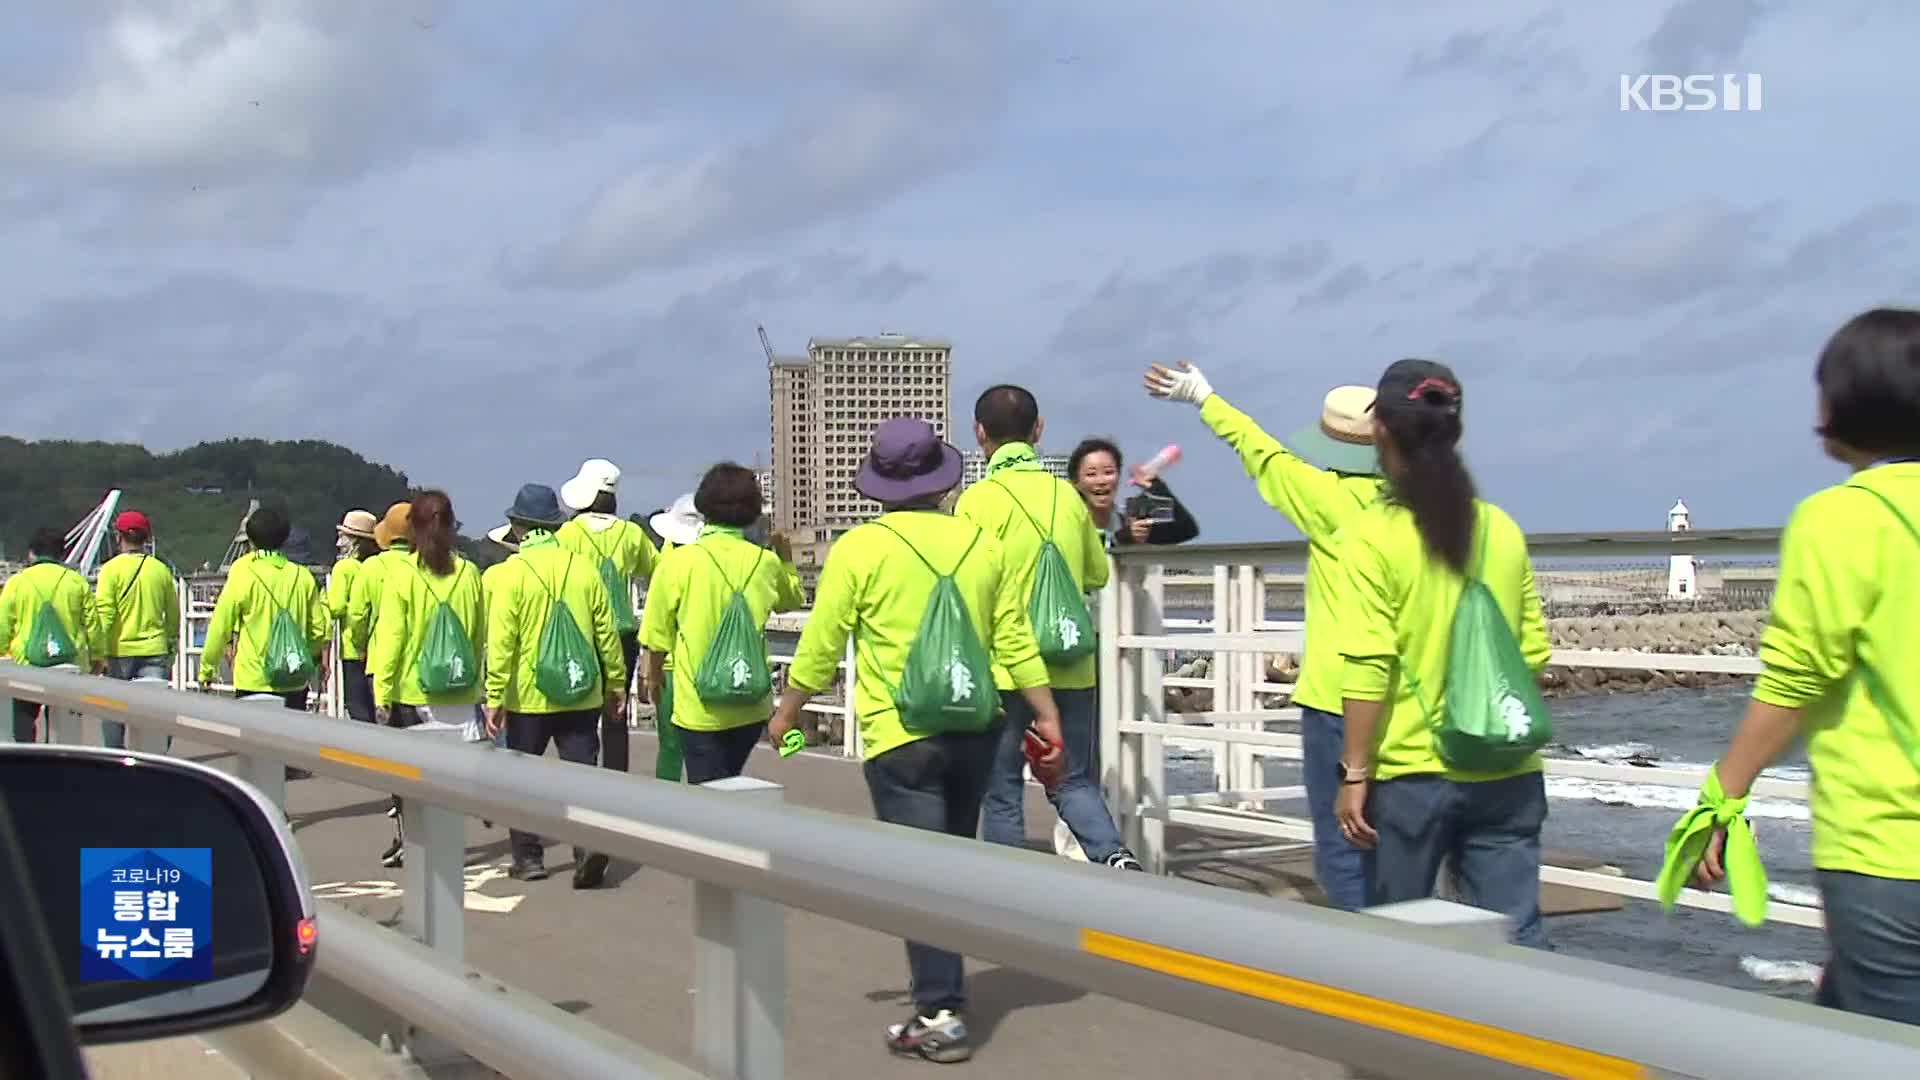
[1098,534,1820,931]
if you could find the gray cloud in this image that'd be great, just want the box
[512,5,1015,288]
[1466,199,1777,320]
[1294,264,1374,311]
[1049,246,1330,361]
[1404,11,1584,92]
[1643,0,1775,72]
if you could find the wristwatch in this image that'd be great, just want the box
[1336,761,1369,785]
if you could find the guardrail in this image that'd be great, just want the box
[5,662,1919,1078]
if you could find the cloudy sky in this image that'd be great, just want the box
[3,0,1915,542]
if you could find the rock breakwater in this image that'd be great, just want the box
[1161,609,1764,713]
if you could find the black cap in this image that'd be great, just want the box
[1373,358,1463,416]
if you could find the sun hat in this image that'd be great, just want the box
[1284,385,1382,476]
[854,417,964,503]
[560,458,621,512]
[649,493,704,546]
[503,484,566,529]
[373,502,413,550]
[485,524,519,551]
[336,509,377,539]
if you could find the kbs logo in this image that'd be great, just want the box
[1619,74,1763,112]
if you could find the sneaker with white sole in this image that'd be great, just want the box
[1105,850,1144,872]
[885,1009,971,1063]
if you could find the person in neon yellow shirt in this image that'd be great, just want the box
[90,509,181,750]
[198,507,331,709]
[0,527,95,741]
[558,458,660,777]
[639,466,803,783]
[346,502,413,696]
[484,483,627,886]
[1688,308,1920,1025]
[954,384,1138,872]
[644,493,704,781]
[1328,360,1553,948]
[369,491,486,869]
[770,417,1063,1064]
[1147,362,1387,911]
[328,509,380,724]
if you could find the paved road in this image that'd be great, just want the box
[84,1034,246,1078]
[226,722,1347,1080]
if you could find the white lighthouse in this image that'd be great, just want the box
[1667,498,1696,600]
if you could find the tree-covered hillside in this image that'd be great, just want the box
[0,437,498,571]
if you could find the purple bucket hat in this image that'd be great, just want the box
[855,417,965,503]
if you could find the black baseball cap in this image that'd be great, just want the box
[1371,358,1463,416]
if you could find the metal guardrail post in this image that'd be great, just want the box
[0,683,13,743]
[235,694,289,808]
[124,676,173,753]
[693,775,787,1080]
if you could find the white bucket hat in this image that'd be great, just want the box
[649,493,703,546]
[560,458,621,512]
[485,524,519,552]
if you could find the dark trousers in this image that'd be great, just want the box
[506,709,602,866]
[12,700,40,742]
[341,658,376,724]
[385,705,426,820]
[600,632,639,774]
[1364,771,1550,949]
[864,723,1002,1015]
[679,722,767,785]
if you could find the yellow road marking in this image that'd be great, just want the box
[317,747,422,781]
[1080,929,1646,1079]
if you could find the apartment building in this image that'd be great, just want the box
[767,334,953,575]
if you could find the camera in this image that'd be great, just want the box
[1125,492,1175,524]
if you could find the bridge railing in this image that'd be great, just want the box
[3,662,1916,1079]
[1100,532,1822,928]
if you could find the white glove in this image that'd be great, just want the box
[1144,361,1214,406]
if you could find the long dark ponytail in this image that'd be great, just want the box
[409,490,458,576]
[1376,361,1477,573]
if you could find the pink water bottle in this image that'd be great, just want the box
[1133,444,1182,487]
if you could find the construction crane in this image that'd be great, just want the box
[757,324,777,365]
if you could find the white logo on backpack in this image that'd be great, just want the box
[1055,614,1081,652]
[450,655,466,680]
[1497,683,1531,742]
[566,659,586,688]
[729,657,751,688]
[948,653,975,703]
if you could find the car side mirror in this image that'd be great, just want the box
[0,746,315,1044]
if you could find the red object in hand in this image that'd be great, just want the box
[1023,728,1064,791]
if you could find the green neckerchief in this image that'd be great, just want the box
[256,551,289,566]
[985,442,1041,474]
[697,524,745,541]
[27,555,60,566]
[1656,766,1768,926]
[519,530,557,552]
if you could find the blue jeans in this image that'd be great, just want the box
[1364,771,1550,949]
[982,688,1127,863]
[1300,706,1372,911]
[103,657,173,751]
[1817,869,1920,1026]
[864,723,1001,1015]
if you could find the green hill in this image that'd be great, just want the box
[0,437,501,572]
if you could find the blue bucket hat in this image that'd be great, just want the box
[504,483,566,529]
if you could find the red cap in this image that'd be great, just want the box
[113,510,151,534]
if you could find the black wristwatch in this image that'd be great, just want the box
[1335,760,1369,785]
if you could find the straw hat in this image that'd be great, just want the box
[1284,386,1381,476]
[336,509,377,539]
[373,502,413,550]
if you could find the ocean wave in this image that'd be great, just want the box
[1739,956,1822,985]
[1542,776,1810,821]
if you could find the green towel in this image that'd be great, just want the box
[1656,766,1769,926]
